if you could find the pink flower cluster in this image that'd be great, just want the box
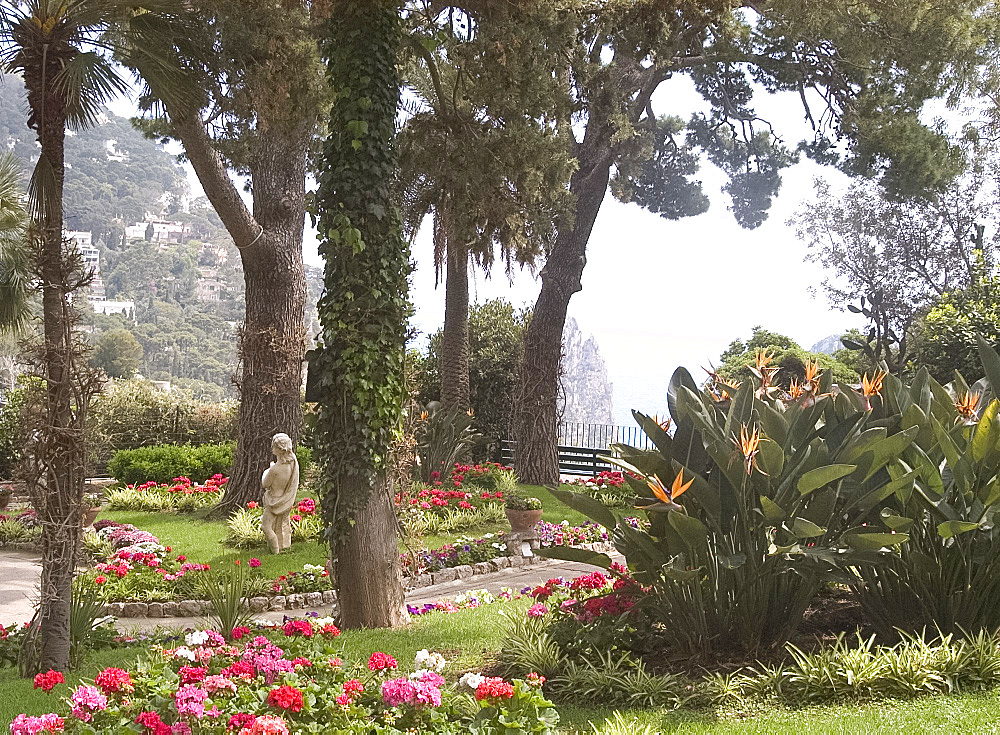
[281,619,313,637]
[174,684,210,718]
[380,672,443,708]
[69,684,108,723]
[237,715,289,735]
[9,713,64,734]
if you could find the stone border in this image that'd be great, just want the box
[107,542,614,618]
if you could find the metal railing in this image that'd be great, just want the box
[500,421,654,477]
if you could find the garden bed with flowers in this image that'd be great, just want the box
[9,620,559,734]
[103,475,229,513]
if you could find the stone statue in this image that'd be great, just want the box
[261,433,299,554]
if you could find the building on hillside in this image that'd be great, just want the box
[92,299,135,319]
[124,216,191,244]
[196,275,227,303]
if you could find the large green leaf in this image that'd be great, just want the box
[798,464,856,496]
[971,399,999,463]
[667,511,709,549]
[756,437,784,477]
[534,546,612,568]
[787,517,826,539]
[759,495,786,522]
[937,520,981,538]
[977,336,1000,395]
[879,508,914,532]
[632,411,673,456]
[844,531,908,551]
[855,426,918,481]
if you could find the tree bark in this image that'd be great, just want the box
[171,116,308,517]
[335,475,409,628]
[440,212,470,411]
[514,158,611,486]
[28,76,80,674]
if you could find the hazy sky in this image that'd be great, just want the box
[111,76,870,426]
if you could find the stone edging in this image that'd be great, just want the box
[107,542,614,619]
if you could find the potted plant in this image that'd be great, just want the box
[0,485,11,511]
[82,492,102,527]
[504,492,543,532]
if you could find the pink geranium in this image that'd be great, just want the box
[69,684,107,722]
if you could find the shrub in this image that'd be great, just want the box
[108,443,234,485]
[89,378,237,466]
[544,364,915,657]
[852,339,1000,636]
[415,403,481,483]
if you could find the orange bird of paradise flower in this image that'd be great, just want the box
[787,379,805,400]
[645,470,694,507]
[955,392,982,420]
[803,359,821,389]
[861,370,887,398]
[737,424,766,475]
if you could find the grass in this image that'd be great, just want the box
[6,602,1000,733]
[98,482,592,580]
[98,508,326,582]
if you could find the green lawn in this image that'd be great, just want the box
[98,483,592,580]
[6,601,1000,733]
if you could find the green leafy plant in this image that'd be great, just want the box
[852,338,1000,636]
[542,364,915,657]
[200,561,254,639]
[108,442,311,485]
[70,578,110,666]
[415,402,481,484]
[505,491,542,511]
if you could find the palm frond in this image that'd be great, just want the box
[0,153,32,334]
[53,51,130,128]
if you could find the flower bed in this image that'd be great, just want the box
[0,509,41,546]
[104,475,228,513]
[11,625,559,734]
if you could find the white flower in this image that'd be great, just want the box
[313,616,336,626]
[185,630,209,647]
[304,564,325,573]
[560,520,570,526]
[483,533,494,539]
[460,673,485,690]
[409,668,432,680]
[414,649,446,672]
[174,646,196,661]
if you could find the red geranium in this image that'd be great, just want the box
[32,670,64,692]
[95,666,134,695]
[367,652,398,671]
[475,677,515,702]
[179,665,207,685]
[266,684,303,712]
[136,710,171,735]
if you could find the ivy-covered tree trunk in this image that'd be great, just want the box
[440,210,471,411]
[315,0,409,629]
[514,156,611,487]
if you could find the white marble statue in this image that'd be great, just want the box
[261,433,299,554]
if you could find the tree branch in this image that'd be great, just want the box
[171,112,261,249]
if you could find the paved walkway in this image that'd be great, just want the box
[0,551,616,631]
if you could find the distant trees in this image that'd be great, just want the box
[715,327,859,390]
[414,299,529,455]
[793,173,995,374]
[91,329,143,379]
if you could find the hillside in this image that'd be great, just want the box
[1,74,189,245]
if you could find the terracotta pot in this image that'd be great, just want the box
[0,494,10,511]
[82,506,101,527]
[505,508,543,533]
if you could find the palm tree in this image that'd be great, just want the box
[0,153,30,332]
[0,0,193,674]
[399,12,572,413]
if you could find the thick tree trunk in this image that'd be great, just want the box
[171,116,309,518]
[217,131,308,516]
[335,475,409,628]
[440,222,470,411]
[514,160,611,486]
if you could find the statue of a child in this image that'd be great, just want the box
[261,433,299,554]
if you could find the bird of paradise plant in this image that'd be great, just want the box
[749,348,781,398]
[737,423,765,475]
[639,470,693,511]
[954,391,981,421]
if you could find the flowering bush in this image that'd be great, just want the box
[271,565,330,595]
[104,475,228,512]
[10,626,559,734]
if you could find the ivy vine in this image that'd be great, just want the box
[312,1,410,542]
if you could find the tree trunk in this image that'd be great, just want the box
[170,116,309,518]
[514,159,611,486]
[216,130,308,516]
[32,92,80,674]
[335,475,409,628]
[440,216,470,411]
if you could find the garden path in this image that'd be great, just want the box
[0,552,620,630]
